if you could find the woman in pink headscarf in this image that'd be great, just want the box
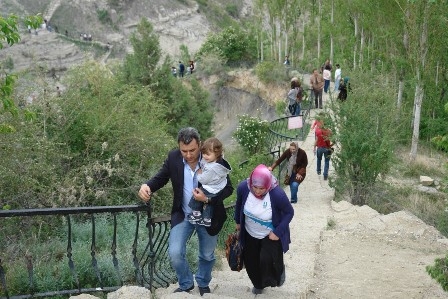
[234,164,294,295]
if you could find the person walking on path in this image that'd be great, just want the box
[138,127,233,296]
[314,125,333,180]
[310,69,324,109]
[323,65,331,93]
[334,64,341,92]
[268,142,308,203]
[178,61,185,77]
[234,164,294,295]
[287,80,302,116]
[187,137,231,227]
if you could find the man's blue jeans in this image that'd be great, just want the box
[316,147,331,177]
[290,180,300,203]
[168,219,218,289]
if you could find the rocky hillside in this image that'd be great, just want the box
[0,0,253,72]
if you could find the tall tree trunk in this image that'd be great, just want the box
[330,0,334,63]
[397,67,405,114]
[317,0,322,61]
[301,18,305,61]
[278,20,282,63]
[359,27,364,66]
[409,0,429,161]
[410,72,423,160]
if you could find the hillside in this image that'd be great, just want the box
[0,0,252,71]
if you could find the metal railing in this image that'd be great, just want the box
[0,204,236,299]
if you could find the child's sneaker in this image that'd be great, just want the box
[198,218,211,227]
[187,212,202,224]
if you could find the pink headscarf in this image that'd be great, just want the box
[247,164,279,199]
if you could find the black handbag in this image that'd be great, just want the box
[225,231,244,272]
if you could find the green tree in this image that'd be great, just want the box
[0,14,42,133]
[198,26,257,64]
[327,72,399,205]
[121,18,161,86]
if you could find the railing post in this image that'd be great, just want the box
[142,202,156,292]
[111,213,123,286]
[132,212,143,286]
[25,254,34,295]
[66,215,81,293]
[90,215,103,289]
[0,258,9,299]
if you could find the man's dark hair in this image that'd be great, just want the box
[177,127,200,145]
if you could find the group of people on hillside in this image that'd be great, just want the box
[309,58,350,108]
[172,60,196,77]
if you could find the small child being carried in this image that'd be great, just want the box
[187,137,232,227]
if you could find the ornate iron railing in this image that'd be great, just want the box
[266,91,312,151]
[0,204,236,299]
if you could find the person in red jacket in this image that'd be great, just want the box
[314,126,333,180]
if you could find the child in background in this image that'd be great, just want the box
[187,137,232,227]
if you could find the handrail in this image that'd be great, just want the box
[0,204,236,299]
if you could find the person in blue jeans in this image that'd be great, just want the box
[138,127,233,296]
[268,142,308,203]
[314,126,333,180]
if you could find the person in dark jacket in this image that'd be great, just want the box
[268,142,308,203]
[138,127,233,296]
[234,164,294,295]
[178,61,185,77]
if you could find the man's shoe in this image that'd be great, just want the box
[199,286,211,296]
[317,171,321,175]
[173,284,194,293]
[323,176,328,180]
[252,287,263,294]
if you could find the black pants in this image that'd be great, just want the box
[243,231,284,289]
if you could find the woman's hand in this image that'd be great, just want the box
[236,224,241,231]
[268,231,279,241]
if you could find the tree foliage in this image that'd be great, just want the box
[198,26,257,64]
[121,18,161,86]
[0,14,42,132]
[327,71,400,205]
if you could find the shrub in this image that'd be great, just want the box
[427,254,448,291]
[198,26,257,64]
[255,61,288,85]
[233,115,269,155]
